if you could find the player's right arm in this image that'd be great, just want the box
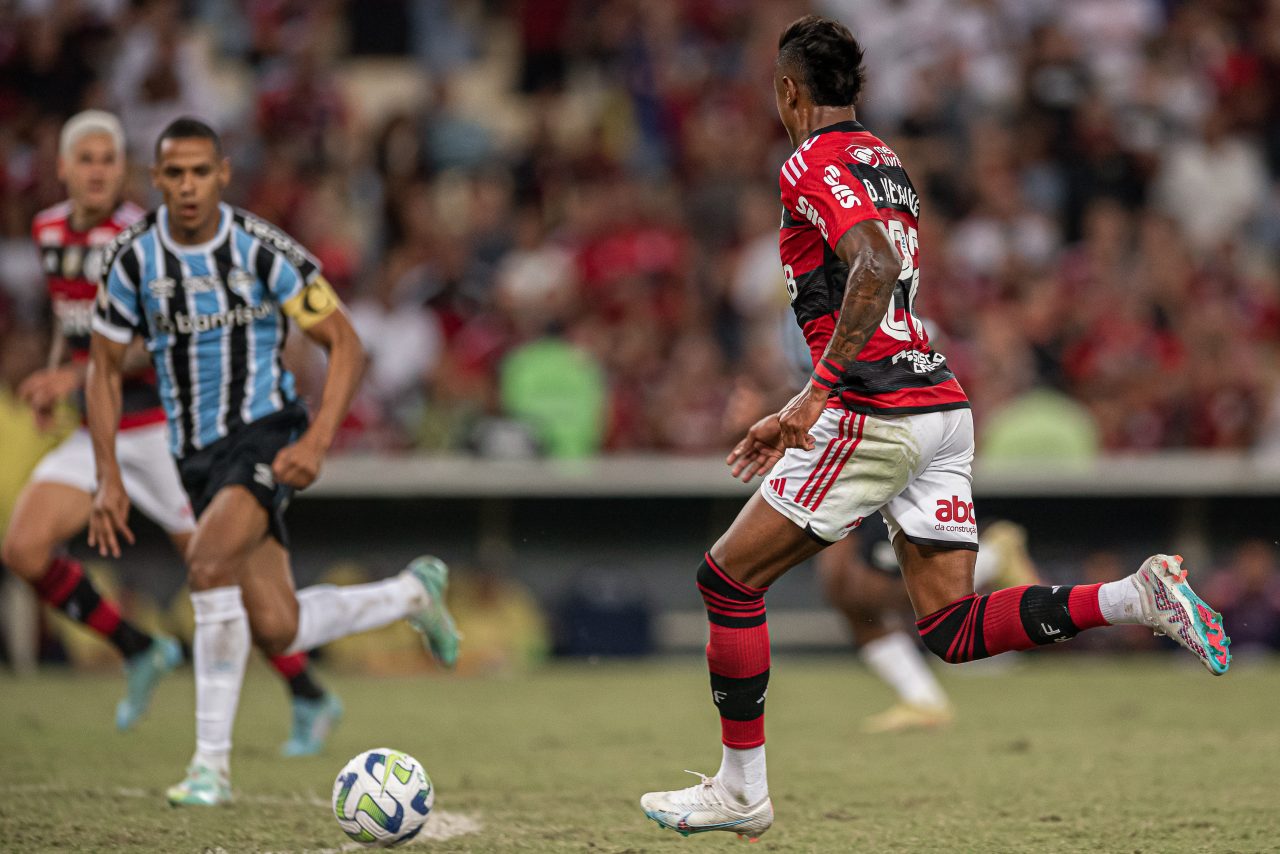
[85,238,145,557]
[22,215,79,427]
[16,319,80,430]
[85,330,134,557]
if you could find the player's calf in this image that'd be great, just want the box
[698,554,771,751]
[915,555,1231,674]
[23,554,157,659]
[916,583,1108,663]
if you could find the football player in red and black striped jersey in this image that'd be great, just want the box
[641,16,1230,840]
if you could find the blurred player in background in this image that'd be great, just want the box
[640,16,1231,841]
[821,516,1039,734]
[87,117,461,806]
[0,111,339,753]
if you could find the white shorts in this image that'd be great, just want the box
[760,407,977,550]
[29,423,196,535]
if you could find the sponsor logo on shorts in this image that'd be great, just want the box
[253,463,275,489]
[934,495,977,535]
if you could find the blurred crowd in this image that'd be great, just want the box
[2,0,1279,458]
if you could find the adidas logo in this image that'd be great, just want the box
[253,464,275,489]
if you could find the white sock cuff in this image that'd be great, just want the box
[859,629,913,664]
[1098,577,1143,625]
[972,545,999,589]
[859,630,948,708]
[191,586,245,623]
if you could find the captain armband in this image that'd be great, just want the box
[281,275,341,330]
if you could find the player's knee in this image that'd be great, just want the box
[0,533,50,580]
[245,599,298,655]
[251,621,294,656]
[916,596,977,664]
[918,628,960,664]
[186,554,238,591]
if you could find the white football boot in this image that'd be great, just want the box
[1131,554,1231,675]
[641,771,773,841]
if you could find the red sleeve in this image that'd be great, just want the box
[779,142,879,250]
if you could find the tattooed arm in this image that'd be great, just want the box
[776,218,900,450]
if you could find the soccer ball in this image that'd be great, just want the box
[332,748,434,847]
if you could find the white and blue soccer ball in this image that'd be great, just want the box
[332,748,434,847]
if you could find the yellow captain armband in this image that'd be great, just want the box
[281,275,341,329]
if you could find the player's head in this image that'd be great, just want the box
[152,116,229,239]
[58,110,127,215]
[774,16,866,140]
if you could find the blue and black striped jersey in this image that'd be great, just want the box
[92,203,318,458]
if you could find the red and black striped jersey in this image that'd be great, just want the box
[31,199,164,428]
[778,120,967,415]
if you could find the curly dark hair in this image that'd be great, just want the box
[777,15,867,107]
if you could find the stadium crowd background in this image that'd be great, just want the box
[2,0,1279,459]
[1,0,1279,662]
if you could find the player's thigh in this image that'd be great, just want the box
[762,410,918,545]
[185,486,271,590]
[710,491,827,589]
[815,535,860,603]
[168,532,192,564]
[817,514,901,607]
[238,536,298,653]
[5,429,97,570]
[1,481,93,576]
[117,424,196,539]
[880,408,978,616]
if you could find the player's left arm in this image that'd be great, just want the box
[272,275,366,489]
[777,219,899,450]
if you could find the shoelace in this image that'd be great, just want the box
[674,770,720,808]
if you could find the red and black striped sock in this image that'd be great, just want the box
[916,584,1108,663]
[698,553,770,749]
[269,651,326,700]
[33,556,154,659]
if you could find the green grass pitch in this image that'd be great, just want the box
[1,656,1275,852]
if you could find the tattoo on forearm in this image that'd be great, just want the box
[820,245,894,372]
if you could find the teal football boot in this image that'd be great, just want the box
[281,692,344,757]
[116,635,183,731]
[403,556,461,668]
[166,762,231,807]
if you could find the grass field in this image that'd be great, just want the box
[1,655,1276,853]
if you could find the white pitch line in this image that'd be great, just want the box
[0,785,482,847]
[262,810,484,852]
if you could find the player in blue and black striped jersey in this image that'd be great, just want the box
[85,117,462,807]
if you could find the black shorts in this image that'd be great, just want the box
[858,514,901,576]
[177,403,309,547]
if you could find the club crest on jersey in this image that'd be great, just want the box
[148,276,177,299]
[847,146,880,167]
[845,144,902,169]
[82,247,104,285]
[60,246,84,280]
[227,268,256,303]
